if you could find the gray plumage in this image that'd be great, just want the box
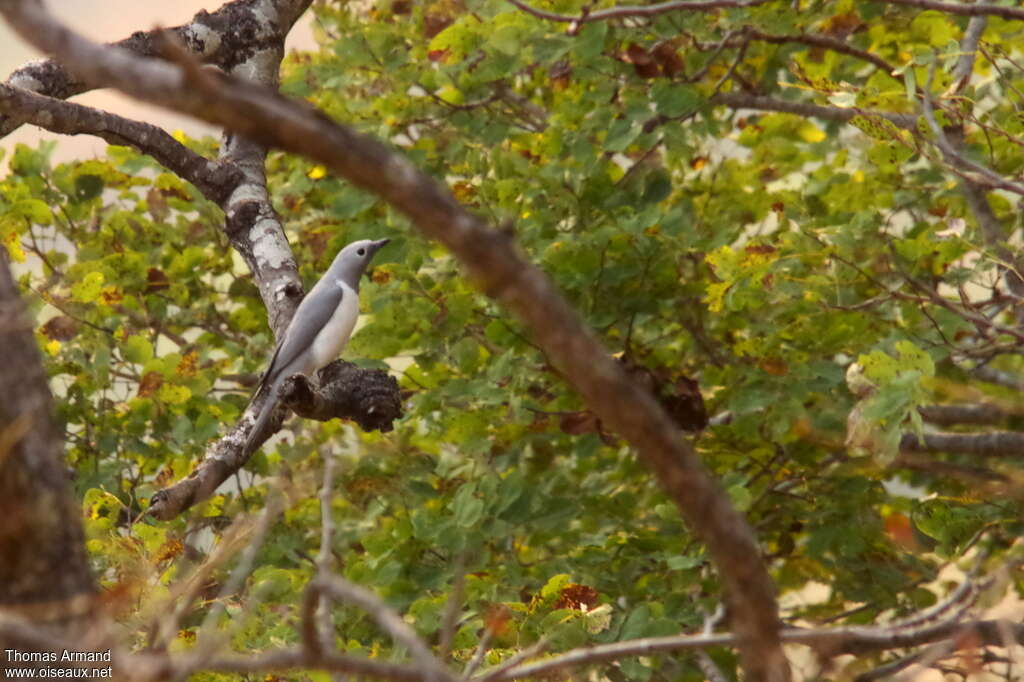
[245,238,390,452]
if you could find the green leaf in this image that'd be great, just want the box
[122,336,154,365]
[651,83,698,118]
[451,483,485,528]
[71,271,105,303]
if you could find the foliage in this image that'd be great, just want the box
[2,0,1024,679]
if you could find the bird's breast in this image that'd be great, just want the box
[308,280,360,368]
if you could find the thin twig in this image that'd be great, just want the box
[438,553,467,661]
[505,0,773,24]
[201,496,282,631]
[462,628,493,679]
[303,449,340,655]
[920,58,1024,196]
[309,575,456,682]
[475,637,549,682]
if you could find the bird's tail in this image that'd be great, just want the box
[244,391,280,454]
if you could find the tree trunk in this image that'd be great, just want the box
[0,250,95,663]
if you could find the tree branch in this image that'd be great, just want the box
[0,0,313,138]
[148,363,401,521]
[921,62,1024,196]
[0,249,95,622]
[900,430,1024,456]
[144,646,434,682]
[305,576,456,682]
[505,0,774,25]
[882,0,1024,21]
[0,83,242,203]
[973,365,1024,391]
[480,619,1023,681]
[0,2,791,679]
[918,403,1008,426]
[743,30,899,77]
[282,362,403,433]
[710,91,918,129]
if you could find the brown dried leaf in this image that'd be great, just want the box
[146,267,170,292]
[555,583,599,610]
[138,371,163,398]
[652,41,684,77]
[41,315,79,341]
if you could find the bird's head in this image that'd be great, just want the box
[330,238,390,288]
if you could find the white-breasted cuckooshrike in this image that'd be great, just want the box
[245,238,390,451]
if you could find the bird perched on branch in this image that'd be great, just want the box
[245,238,390,452]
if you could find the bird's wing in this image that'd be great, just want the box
[256,281,345,393]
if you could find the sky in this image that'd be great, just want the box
[0,0,316,161]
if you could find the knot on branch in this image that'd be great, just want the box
[282,360,403,433]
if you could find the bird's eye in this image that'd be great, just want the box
[357,248,366,256]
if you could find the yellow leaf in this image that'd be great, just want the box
[176,351,199,377]
[437,85,464,105]
[45,339,61,356]
[158,384,192,405]
[3,230,25,263]
[307,164,327,179]
[798,121,826,143]
[71,271,105,303]
[704,281,729,313]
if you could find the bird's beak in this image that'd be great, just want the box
[371,238,390,253]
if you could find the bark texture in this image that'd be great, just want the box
[0,251,96,673]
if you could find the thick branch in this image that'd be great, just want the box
[0,0,313,138]
[143,0,314,521]
[0,3,790,679]
[892,452,1008,483]
[284,362,403,433]
[882,0,1024,21]
[973,365,1024,390]
[0,84,242,203]
[0,251,95,640]
[917,403,1007,426]
[900,430,1024,456]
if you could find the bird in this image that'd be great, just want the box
[244,237,390,452]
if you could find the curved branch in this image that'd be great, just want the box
[478,619,1024,681]
[0,83,243,203]
[506,0,773,25]
[0,0,312,138]
[882,0,1024,21]
[0,2,790,679]
[743,30,899,77]
[305,576,456,682]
